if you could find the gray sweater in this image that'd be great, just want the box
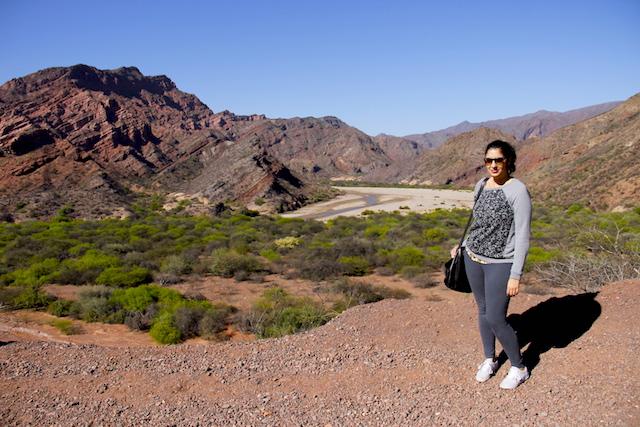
[463,177,532,279]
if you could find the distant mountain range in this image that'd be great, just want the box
[401,101,621,148]
[0,64,636,219]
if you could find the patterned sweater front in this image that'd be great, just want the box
[463,177,532,279]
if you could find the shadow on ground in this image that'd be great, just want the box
[502,293,602,371]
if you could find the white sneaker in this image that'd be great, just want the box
[475,358,498,382]
[499,366,530,389]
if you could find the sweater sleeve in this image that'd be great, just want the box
[509,185,532,279]
[461,178,485,247]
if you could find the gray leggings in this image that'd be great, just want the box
[463,250,524,368]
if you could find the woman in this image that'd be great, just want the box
[451,139,532,389]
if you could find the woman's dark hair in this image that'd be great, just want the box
[485,140,517,174]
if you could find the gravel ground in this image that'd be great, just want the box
[2,280,639,426]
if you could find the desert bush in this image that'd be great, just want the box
[423,227,449,243]
[338,256,370,276]
[0,286,21,309]
[12,285,53,309]
[50,319,81,335]
[388,245,426,272]
[245,287,332,338]
[4,258,60,287]
[411,273,439,288]
[155,273,182,286]
[526,246,562,270]
[332,278,411,309]
[295,256,342,281]
[160,255,191,276]
[535,254,639,292]
[423,245,449,269]
[95,266,152,287]
[150,312,182,344]
[259,248,281,262]
[78,285,113,299]
[400,265,423,279]
[173,304,208,339]
[47,299,74,317]
[199,304,235,339]
[210,249,262,278]
[274,236,302,249]
[374,266,395,276]
[124,306,157,331]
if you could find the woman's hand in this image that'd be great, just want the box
[507,278,520,296]
[450,244,459,258]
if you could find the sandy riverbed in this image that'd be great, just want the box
[282,186,475,220]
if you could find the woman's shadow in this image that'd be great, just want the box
[498,293,601,372]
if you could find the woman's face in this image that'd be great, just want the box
[484,148,509,180]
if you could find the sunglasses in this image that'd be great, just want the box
[484,157,506,165]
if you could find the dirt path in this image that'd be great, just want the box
[282,186,475,220]
[1,280,638,426]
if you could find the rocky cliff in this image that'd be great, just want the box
[0,65,309,219]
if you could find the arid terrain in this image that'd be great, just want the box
[1,278,638,425]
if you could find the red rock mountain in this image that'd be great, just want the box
[0,65,400,219]
[0,66,323,218]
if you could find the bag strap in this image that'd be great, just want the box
[457,177,488,249]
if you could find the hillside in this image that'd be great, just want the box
[403,127,517,186]
[403,101,621,148]
[517,94,640,210]
[0,65,312,219]
[403,94,640,209]
[1,280,638,425]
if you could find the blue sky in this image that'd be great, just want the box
[1,0,638,135]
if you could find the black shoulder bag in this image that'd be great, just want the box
[443,178,488,292]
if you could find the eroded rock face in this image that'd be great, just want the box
[0,65,308,219]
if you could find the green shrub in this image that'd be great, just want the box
[96,266,152,287]
[259,248,281,262]
[160,255,191,275]
[210,249,262,278]
[263,304,329,338]
[247,287,331,338]
[47,300,74,317]
[363,224,390,238]
[333,278,411,308]
[6,258,60,286]
[423,227,449,243]
[388,246,425,271]
[526,246,562,269]
[338,256,370,276]
[150,312,182,344]
[12,285,53,309]
[74,297,121,323]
